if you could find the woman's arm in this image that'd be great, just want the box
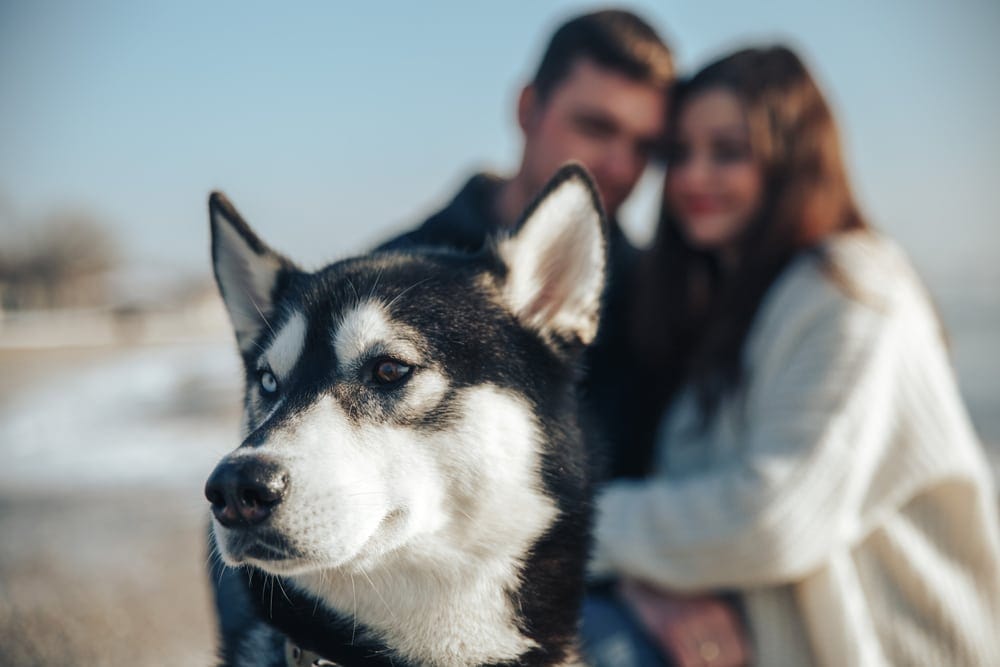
[591,284,903,590]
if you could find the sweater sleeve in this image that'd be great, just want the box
[590,279,901,590]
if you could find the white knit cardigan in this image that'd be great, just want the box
[590,232,1000,666]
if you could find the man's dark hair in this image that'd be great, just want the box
[532,9,674,101]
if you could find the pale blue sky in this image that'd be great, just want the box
[1,0,998,286]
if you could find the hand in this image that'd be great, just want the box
[617,579,751,667]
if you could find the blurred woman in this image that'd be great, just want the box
[587,46,1000,665]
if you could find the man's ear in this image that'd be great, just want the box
[517,84,539,134]
[209,192,295,354]
[496,163,607,347]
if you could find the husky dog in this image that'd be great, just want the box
[205,164,606,667]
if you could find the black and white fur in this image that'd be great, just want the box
[206,164,607,666]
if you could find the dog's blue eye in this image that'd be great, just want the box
[372,359,411,386]
[259,370,279,394]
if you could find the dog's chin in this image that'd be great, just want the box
[214,508,413,575]
[245,556,325,577]
[218,538,334,577]
[215,530,294,568]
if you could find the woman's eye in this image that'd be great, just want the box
[372,359,412,386]
[712,140,752,164]
[259,370,278,395]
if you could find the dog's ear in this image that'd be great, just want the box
[209,192,295,353]
[496,163,607,347]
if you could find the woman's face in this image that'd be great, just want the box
[665,87,764,253]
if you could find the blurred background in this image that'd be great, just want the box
[1,1,997,664]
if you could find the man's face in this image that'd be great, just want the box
[521,57,667,218]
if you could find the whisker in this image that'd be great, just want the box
[276,576,293,605]
[245,289,277,339]
[221,306,270,354]
[366,646,397,665]
[219,568,229,589]
[313,569,325,616]
[211,548,229,588]
[251,540,293,559]
[346,278,361,308]
[269,574,276,619]
[351,572,358,646]
[360,568,396,622]
[204,546,217,571]
[384,278,431,311]
[367,268,385,300]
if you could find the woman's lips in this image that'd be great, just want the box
[682,195,723,216]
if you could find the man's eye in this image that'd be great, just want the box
[259,370,279,394]
[574,115,616,139]
[371,359,412,386]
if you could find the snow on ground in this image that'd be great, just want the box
[0,341,242,494]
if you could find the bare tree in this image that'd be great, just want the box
[0,209,119,310]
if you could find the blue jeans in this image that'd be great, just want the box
[580,591,670,667]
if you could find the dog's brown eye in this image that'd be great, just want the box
[372,359,411,385]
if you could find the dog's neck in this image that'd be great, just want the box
[291,499,579,665]
[294,554,538,665]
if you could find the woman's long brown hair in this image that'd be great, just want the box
[632,46,868,433]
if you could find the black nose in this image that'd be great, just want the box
[204,458,289,528]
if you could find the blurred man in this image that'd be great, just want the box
[383,9,672,249]
[381,9,674,479]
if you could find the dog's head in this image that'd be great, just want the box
[205,164,606,579]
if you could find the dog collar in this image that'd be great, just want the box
[285,638,339,667]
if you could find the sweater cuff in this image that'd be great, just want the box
[587,483,634,580]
